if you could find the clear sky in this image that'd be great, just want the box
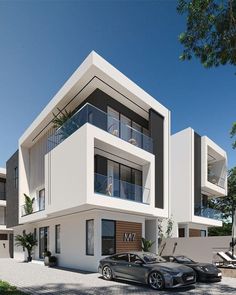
[0,0,235,168]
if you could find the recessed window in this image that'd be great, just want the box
[102,219,116,255]
[14,167,18,189]
[0,234,8,240]
[86,220,94,256]
[55,225,61,254]
[38,189,45,211]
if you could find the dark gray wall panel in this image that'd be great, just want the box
[194,132,202,207]
[6,150,19,228]
[149,109,164,209]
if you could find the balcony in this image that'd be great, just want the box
[208,173,226,189]
[48,103,153,153]
[194,203,221,220]
[94,173,150,204]
[21,195,45,217]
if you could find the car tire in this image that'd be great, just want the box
[148,271,164,290]
[102,265,113,281]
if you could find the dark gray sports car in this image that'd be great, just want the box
[163,255,222,282]
[98,252,196,290]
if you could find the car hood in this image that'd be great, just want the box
[147,262,193,273]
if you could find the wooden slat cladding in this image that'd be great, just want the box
[189,229,201,237]
[116,221,142,253]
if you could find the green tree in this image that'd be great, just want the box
[15,233,38,262]
[208,167,236,235]
[230,122,236,149]
[177,0,236,68]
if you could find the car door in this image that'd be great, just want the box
[109,254,129,278]
[124,254,147,283]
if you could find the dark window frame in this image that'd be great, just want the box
[55,224,61,254]
[86,219,94,256]
[101,219,116,256]
[14,167,18,189]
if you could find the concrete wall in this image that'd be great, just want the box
[161,236,232,264]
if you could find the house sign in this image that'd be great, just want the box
[123,232,136,242]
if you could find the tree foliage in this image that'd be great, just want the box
[177,0,236,68]
[23,194,35,215]
[15,233,37,262]
[230,122,236,149]
[208,167,236,236]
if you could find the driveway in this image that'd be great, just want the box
[0,259,235,294]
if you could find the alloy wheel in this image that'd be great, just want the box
[148,272,164,290]
[102,266,112,280]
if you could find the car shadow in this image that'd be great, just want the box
[98,276,196,292]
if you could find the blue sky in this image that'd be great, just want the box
[0,0,235,168]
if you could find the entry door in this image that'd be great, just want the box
[39,227,49,259]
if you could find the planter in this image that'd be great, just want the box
[48,256,57,268]
[44,256,50,266]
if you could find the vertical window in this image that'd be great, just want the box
[39,227,49,259]
[120,114,132,142]
[33,228,37,240]
[38,189,45,211]
[107,160,120,198]
[86,220,94,255]
[55,225,61,254]
[107,107,120,137]
[14,167,18,189]
[102,219,116,255]
[0,179,6,200]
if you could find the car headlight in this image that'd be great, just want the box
[165,271,180,276]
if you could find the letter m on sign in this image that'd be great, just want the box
[123,233,136,242]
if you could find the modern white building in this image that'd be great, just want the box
[11,51,171,271]
[0,167,13,258]
[170,128,227,238]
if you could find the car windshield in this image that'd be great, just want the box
[175,256,195,263]
[140,253,166,264]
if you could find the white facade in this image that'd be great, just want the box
[14,51,170,271]
[170,128,227,238]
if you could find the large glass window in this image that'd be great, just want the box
[120,114,132,143]
[55,225,61,254]
[107,160,120,197]
[102,220,116,255]
[107,107,120,137]
[38,189,45,211]
[39,227,49,259]
[120,165,132,200]
[86,220,94,256]
[0,179,6,200]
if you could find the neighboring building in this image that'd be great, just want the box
[0,167,13,258]
[171,128,227,238]
[11,51,170,271]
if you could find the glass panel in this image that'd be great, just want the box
[107,160,120,197]
[39,227,49,259]
[132,169,142,202]
[107,107,120,137]
[120,114,132,143]
[38,189,45,211]
[0,180,5,200]
[131,122,142,148]
[55,225,61,254]
[120,165,132,200]
[86,220,94,255]
[102,220,115,255]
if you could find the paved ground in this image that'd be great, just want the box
[0,259,236,294]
